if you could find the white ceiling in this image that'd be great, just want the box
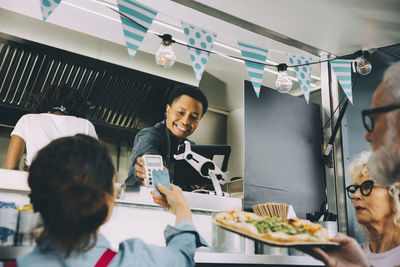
[1,0,399,110]
[194,0,400,56]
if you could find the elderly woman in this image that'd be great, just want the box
[346,151,400,267]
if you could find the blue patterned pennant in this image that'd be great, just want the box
[117,0,157,60]
[237,41,268,98]
[330,60,353,104]
[40,0,62,21]
[181,21,217,85]
[288,53,312,103]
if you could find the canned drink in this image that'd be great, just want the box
[0,201,18,246]
[16,204,43,246]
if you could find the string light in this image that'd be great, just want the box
[354,50,372,75]
[107,4,374,87]
[155,34,176,68]
[275,64,292,93]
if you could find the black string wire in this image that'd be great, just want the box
[106,1,365,137]
[321,72,360,133]
[377,48,400,59]
[105,4,365,69]
[321,94,346,132]
[108,5,149,32]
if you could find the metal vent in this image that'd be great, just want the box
[0,34,179,133]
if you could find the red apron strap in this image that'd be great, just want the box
[94,249,117,267]
[3,261,17,267]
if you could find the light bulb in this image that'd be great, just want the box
[155,34,176,68]
[356,56,372,75]
[275,64,292,93]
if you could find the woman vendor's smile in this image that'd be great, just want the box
[173,122,190,133]
[165,94,203,140]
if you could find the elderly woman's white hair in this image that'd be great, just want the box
[348,151,371,184]
[389,183,400,226]
[349,151,400,226]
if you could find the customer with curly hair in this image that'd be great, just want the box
[346,151,400,267]
[4,84,97,170]
[18,134,205,266]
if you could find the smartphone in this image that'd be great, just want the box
[152,169,171,196]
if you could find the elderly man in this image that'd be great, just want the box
[364,62,400,186]
[303,61,400,266]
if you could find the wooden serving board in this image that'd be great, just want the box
[213,219,339,247]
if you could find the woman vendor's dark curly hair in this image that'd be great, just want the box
[30,84,89,118]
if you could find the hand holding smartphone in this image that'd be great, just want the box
[152,169,171,196]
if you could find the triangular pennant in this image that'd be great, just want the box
[237,41,268,98]
[180,21,217,85]
[288,53,312,103]
[117,0,157,60]
[330,60,353,104]
[40,0,62,21]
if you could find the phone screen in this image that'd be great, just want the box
[152,169,171,195]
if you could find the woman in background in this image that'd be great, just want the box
[18,134,205,266]
[346,151,400,267]
[4,84,97,170]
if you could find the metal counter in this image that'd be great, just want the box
[195,252,323,265]
[120,185,243,212]
[0,247,323,266]
[0,169,323,265]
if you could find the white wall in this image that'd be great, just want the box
[227,108,244,179]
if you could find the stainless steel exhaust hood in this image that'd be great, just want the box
[0,33,181,140]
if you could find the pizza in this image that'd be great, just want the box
[214,210,331,244]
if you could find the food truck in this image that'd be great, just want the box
[0,0,399,265]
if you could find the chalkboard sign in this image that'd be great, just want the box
[244,81,326,218]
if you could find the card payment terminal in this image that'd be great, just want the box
[142,155,164,187]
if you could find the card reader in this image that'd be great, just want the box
[142,155,164,187]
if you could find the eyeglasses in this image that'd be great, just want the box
[362,105,400,132]
[345,180,375,199]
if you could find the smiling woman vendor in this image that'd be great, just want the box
[125,86,208,190]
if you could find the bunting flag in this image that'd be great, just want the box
[117,0,157,60]
[181,21,217,85]
[237,42,269,98]
[37,1,359,104]
[40,0,62,21]
[288,54,313,103]
[330,60,353,104]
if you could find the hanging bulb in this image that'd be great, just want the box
[155,34,176,68]
[356,56,372,75]
[355,50,372,75]
[275,64,292,93]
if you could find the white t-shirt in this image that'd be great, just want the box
[361,242,400,267]
[11,113,98,166]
